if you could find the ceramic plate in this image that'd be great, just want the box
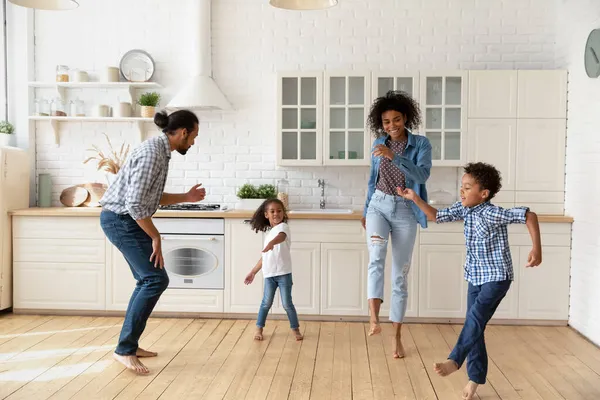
[119,49,155,82]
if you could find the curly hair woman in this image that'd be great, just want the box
[362,90,432,358]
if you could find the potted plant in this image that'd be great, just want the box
[235,183,277,210]
[137,92,161,118]
[0,121,14,147]
[83,133,130,186]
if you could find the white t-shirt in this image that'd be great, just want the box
[262,222,292,278]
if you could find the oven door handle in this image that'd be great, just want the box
[160,235,222,241]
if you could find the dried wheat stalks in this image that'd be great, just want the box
[83,133,130,174]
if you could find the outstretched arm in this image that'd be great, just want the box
[244,258,263,285]
[397,188,438,221]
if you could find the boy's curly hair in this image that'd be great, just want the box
[367,90,422,138]
[248,198,288,233]
[464,162,503,200]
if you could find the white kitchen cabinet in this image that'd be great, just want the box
[468,70,518,118]
[272,242,320,316]
[324,71,371,166]
[320,242,368,316]
[105,242,137,311]
[490,246,520,320]
[518,246,570,320]
[517,70,567,119]
[224,219,264,313]
[467,119,517,192]
[277,71,323,166]
[155,289,224,313]
[516,119,566,192]
[418,244,468,318]
[380,235,419,319]
[420,71,468,166]
[372,72,419,100]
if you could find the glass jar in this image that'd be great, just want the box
[277,179,289,210]
[70,99,85,117]
[35,99,50,116]
[56,65,69,82]
[50,97,67,117]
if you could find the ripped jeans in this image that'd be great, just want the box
[366,190,418,323]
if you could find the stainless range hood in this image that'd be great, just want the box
[167,0,232,111]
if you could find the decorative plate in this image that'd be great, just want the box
[119,49,155,82]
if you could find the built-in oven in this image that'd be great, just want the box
[153,218,224,289]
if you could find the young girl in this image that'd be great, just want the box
[243,199,303,341]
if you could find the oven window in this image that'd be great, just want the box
[164,248,218,277]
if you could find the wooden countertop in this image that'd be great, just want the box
[9,207,574,223]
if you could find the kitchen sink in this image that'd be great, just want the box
[289,209,353,214]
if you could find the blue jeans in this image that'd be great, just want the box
[256,273,299,329]
[449,279,511,384]
[366,190,418,323]
[100,210,169,356]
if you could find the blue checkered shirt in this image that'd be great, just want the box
[99,134,171,220]
[436,201,529,286]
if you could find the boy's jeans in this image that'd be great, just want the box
[256,273,299,329]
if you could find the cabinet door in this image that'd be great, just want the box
[516,119,566,191]
[380,236,419,318]
[272,242,320,315]
[324,71,371,166]
[517,70,567,119]
[224,219,264,313]
[277,72,323,166]
[320,243,368,316]
[518,246,570,320]
[418,244,468,318]
[468,70,517,118]
[372,72,420,101]
[106,242,137,311]
[491,246,519,320]
[420,71,468,167]
[467,119,517,191]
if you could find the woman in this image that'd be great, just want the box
[362,90,432,358]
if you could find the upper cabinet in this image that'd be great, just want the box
[420,71,468,167]
[372,72,419,100]
[323,71,371,166]
[277,72,323,166]
[517,70,567,119]
[468,70,518,118]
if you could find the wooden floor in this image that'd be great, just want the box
[0,315,599,400]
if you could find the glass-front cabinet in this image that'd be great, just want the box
[372,72,419,100]
[277,72,323,166]
[323,71,371,166]
[419,71,468,166]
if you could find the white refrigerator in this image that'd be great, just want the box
[0,146,30,310]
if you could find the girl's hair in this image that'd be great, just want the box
[249,198,288,233]
[154,109,199,135]
[367,90,422,138]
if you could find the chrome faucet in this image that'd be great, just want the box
[318,179,325,209]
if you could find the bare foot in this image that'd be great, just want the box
[254,328,263,341]
[293,328,304,341]
[393,335,405,359]
[368,320,381,336]
[462,381,479,400]
[433,359,459,377]
[136,348,157,357]
[113,353,150,375]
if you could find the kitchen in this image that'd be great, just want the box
[1,0,600,399]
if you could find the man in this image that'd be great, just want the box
[99,109,204,374]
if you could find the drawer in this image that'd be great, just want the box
[13,238,105,263]
[13,216,104,239]
[289,220,365,243]
[155,289,224,313]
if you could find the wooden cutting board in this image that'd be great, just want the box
[60,186,89,207]
[77,182,108,207]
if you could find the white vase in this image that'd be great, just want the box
[0,134,11,147]
[235,198,267,210]
[106,173,117,187]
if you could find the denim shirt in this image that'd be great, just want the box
[363,130,432,228]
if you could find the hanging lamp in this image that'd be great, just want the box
[8,0,79,11]
[269,0,337,10]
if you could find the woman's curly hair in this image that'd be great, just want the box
[367,90,422,138]
[248,198,288,233]
[464,162,503,200]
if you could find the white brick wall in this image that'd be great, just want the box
[556,0,600,346]
[31,0,558,209]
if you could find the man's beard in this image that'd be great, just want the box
[176,147,188,155]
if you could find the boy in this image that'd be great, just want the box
[398,162,542,400]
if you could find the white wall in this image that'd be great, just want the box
[556,0,600,346]
[24,0,558,208]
